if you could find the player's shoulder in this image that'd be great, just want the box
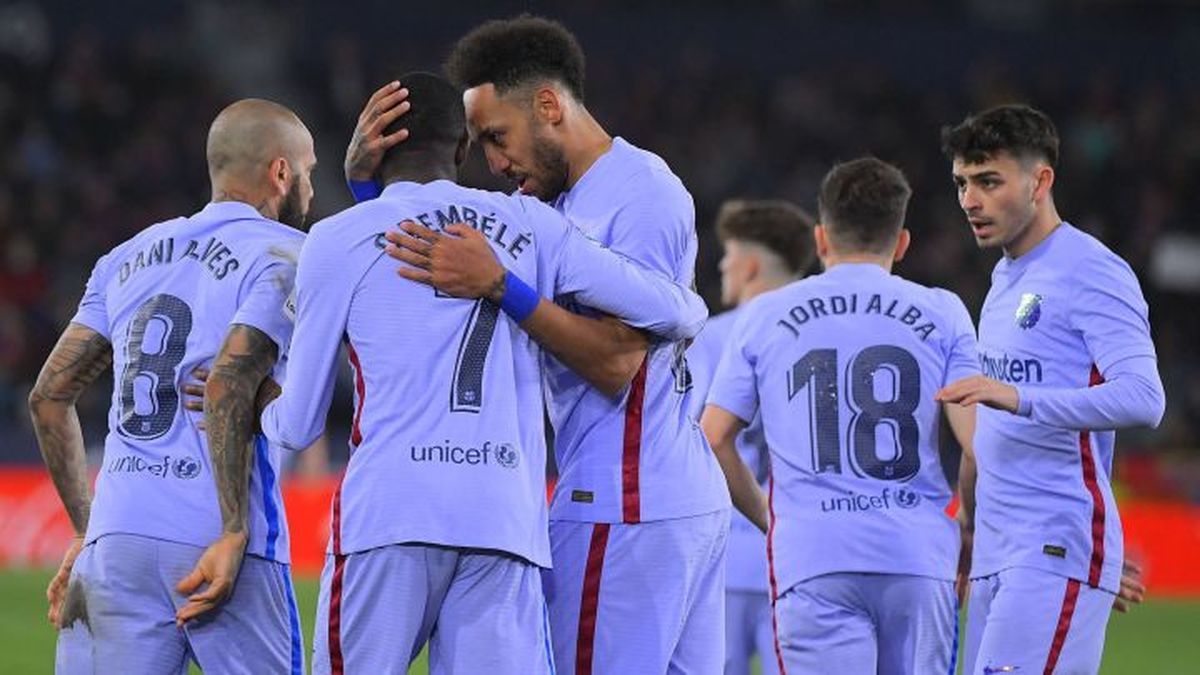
[606,138,690,200]
[96,214,190,270]
[1055,223,1140,290]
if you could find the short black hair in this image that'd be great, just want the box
[444,15,586,102]
[715,199,816,275]
[383,71,464,154]
[818,157,912,254]
[940,104,1059,166]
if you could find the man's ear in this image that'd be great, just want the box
[268,157,291,195]
[455,131,470,167]
[893,228,911,263]
[814,224,831,261]
[1032,164,1055,204]
[533,86,564,125]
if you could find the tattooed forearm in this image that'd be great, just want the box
[28,324,113,535]
[205,324,278,534]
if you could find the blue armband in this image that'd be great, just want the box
[499,270,540,323]
[347,179,382,203]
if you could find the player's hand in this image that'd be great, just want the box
[175,532,249,625]
[385,221,507,301]
[935,375,1020,414]
[1113,559,1146,613]
[182,368,209,433]
[47,535,84,627]
[256,377,282,421]
[345,81,410,183]
[955,510,973,604]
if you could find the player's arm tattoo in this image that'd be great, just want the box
[28,324,113,535]
[205,324,279,535]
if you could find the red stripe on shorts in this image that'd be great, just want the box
[1043,578,1081,674]
[328,479,347,674]
[1081,365,1107,587]
[575,523,611,675]
[766,475,788,675]
[621,357,649,524]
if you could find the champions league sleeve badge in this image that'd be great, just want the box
[1014,292,1043,329]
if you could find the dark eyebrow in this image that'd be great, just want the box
[967,170,1002,181]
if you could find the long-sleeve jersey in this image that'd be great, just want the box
[71,201,302,563]
[259,179,708,565]
[708,263,980,597]
[548,137,730,524]
[972,222,1165,594]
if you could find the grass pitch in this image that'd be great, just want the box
[1,568,1196,673]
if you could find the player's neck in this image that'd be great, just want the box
[211,185,275,221]
[1003,206,1062,260]
[381,156,457,186]
[562,110,613,190]
[821,254,894,273]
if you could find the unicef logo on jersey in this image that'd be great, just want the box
[1014,293,1043,330]
[172,457,202,480]
[893,487,921,509]
[495,443,520,470]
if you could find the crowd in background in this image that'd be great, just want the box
[1,2,1197,500]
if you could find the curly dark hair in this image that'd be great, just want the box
[715,199,816,275]
[940,104,1059,166]
[444,15,586,102]
[818,157,912,254]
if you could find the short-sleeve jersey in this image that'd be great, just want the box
[708,263,979,596]
[72,201,303,562]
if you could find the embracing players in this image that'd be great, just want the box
[354,17,731,674]
[253,72,707,674]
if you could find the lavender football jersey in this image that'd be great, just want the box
[708,263,979,597]
[548,137,729,524]
[71,201,302,563]
[688,308,769,592]
[259,179,707,566]
[972,223,1159,593]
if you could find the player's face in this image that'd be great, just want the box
[464,84,568,201]
[952,152,1039,251]
[718,239,754,307]
[279,138,317,230]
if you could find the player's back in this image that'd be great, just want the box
[548,137,728,524]
[302,180,592,567]
[712,263,978,595]
[76,202,302,561]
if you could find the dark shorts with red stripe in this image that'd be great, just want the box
[542,509,730,675]
[964,568,1115,675]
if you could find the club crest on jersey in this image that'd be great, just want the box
[1014,293,1042,329]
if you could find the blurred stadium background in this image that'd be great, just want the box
[0,1,1198,672]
